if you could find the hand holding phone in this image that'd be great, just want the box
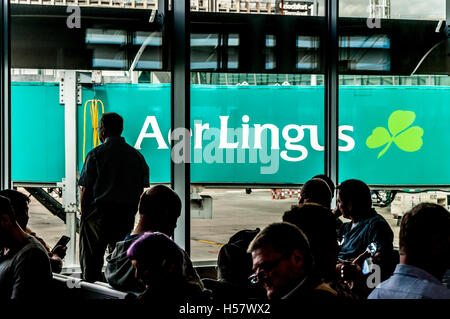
[51,235,70,258]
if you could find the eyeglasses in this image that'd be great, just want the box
[248,254,289,285]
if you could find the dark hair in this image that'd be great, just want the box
[100,112,123,137]
[0,189,30,207]
[127,232,184,269]
[282,203,338,281]
[0,189,29,229]
[217,228,260,284]
[300,178,333,208]
[248,222,313,273]
[337,179,372,217]
[312,174,335,198]
[0,189,29,211]
[400,203,450,261]
[139,185,181,226]
[0,195,15,223]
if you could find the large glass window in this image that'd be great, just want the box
[189,2,326,261]
[338,0,448,248]
[10,4,171,268]
[338,0,448,186]
[7,0,448,268]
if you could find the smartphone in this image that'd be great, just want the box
[368,242,378,257]
[52,235,70,253]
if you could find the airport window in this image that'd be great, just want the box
[2,0,449,277]
[190,33,220,70]
[265,35,276,70]
[9,5,172,269]
[338,0,448,248]
[132,31,163,70]
[226,33,240,69]
[338,0,448,186]
[86,29,128,69]
[339,35,391,72]
[190,32,240,71]
[189,12,326,261]
[296,35,320,70]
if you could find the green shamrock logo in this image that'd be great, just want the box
[366,110,424,158]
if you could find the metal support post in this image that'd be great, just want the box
[314,0,319,16]
[171,0,191,253]
[208,0,216,12]
[0,0,11,190]
[311,0,319,86]
[324,0,339,196]
[59,71,79,268]
[446,0,449,74]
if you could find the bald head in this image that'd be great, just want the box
[137,185,182,237]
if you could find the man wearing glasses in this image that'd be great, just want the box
[247,222,337,300]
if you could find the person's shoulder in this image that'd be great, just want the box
[122,141,147,159]
[370,211,391,227]
[367,276,403,299]
[421,280,450,299]
[181,248,195,265]
[22,236,49,255]
[313,282,339,298]
[111,234,139,252]
[367,286,384,299]
[13,237,50,266]
[341,221,352,232]
[118,235,140,251]
[26,228,52,254]
[84,143,103,159]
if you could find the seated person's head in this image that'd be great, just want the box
[283,203,338,281]
[138,185,182,237]
[312,174,335,198]
[337,179,372,220]
[247,222,313,299]
[299,178,333,209]
[0,196,18,246]
[126,232,184,288]
[0,189,30,231]
[99,112,123,141]
[400,203,450,280]
[217,241,253,285]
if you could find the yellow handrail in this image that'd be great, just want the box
[83,99,105,163]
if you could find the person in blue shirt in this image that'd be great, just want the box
[336,179,394,283]
[369,202,450,299]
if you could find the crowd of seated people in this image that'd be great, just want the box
[0,177,449,301]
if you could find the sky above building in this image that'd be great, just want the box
[219,1,446,19]
[330,0,446,19]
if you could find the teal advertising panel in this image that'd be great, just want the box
[189,85,325,183]
[11,83,65,183]
[11,83,450,186]
[339,86,450,185]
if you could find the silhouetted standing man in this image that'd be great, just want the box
[79,112,149,282]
